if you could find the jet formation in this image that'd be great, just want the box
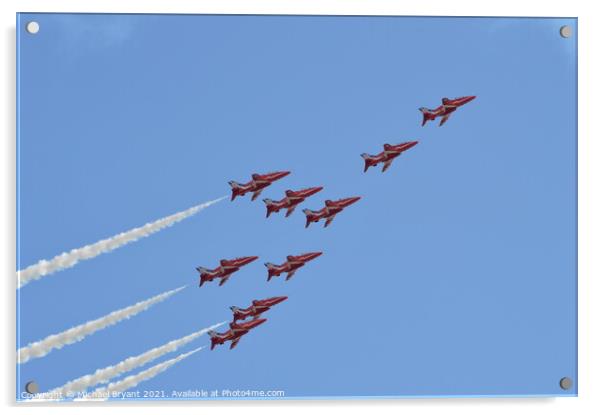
[201,94,476,350]
[419,95,476,127]
[209,296,288,349]
[264,252,322,281]
[229,171,361,228]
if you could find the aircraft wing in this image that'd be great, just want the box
[251,189,263,201]
[285,270,297,281]
[439,114,451,126]
[382,160,393,172]
[230,338,241,349]
[285,205,296,217]
[383,145,397,156]
[218,275,231,286]
[324,215,335,228]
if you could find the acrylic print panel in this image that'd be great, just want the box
[16,14,577,401]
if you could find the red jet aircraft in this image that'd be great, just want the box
[208,318,267,350]
[229,171,290,201]
[264,252,323,281]
[303,197,361,228]
[361,141,419,173]
[230,296,288,322]
[419,95,476,126]
[263,186,323,218]
[196,256,258,287]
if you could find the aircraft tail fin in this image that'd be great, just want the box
[197,267,211,287]
[419,107,435,126]
[265,262,277,280]
[361,153,373,172]
[263,198,276,218]
[230,306,241,319]
[302,209,318,228]
[208,331,218,350]
[228,181,243,201]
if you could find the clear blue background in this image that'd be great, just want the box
[17,14,577,399]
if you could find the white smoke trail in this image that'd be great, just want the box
[81,346,204,401]
[47,321,226,397]
[17,286,186,364]
[18,196,226,288]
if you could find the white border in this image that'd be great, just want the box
[2,1,600,414]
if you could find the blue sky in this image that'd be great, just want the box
[17,14,577,399]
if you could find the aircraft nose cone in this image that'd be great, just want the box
[273,296,288,304]
[248,256,259,262]
[278,171,291,178]
[349,196,362,204]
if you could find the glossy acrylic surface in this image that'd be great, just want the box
[16,14,577,401]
